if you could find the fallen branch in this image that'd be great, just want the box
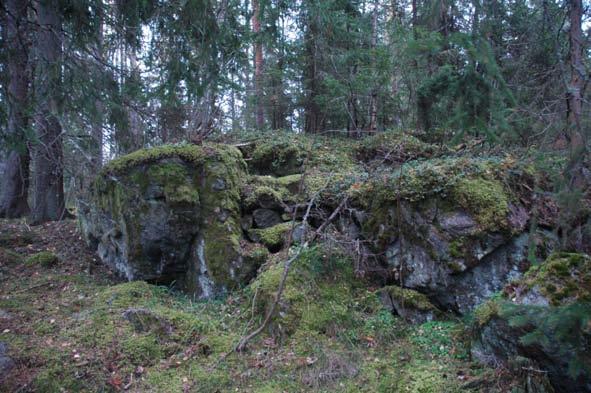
[14,281,51,294]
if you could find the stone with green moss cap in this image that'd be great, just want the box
[357,155,555,314]
[378,285,441,324]
[79,143,263,298]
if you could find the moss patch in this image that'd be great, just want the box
[356,131,442,163]
[381,285,438,311]
[101,143,208,175]
[25,251,59,267]
[249,222,293,251]
[521,252,591,306]
[451,178,509,231]
[146,162,200,204]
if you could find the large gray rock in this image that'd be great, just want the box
[79,144,262,298]
[252,208,282,228]
[376,200,556,313]
[362,173,557,314]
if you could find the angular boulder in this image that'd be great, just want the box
[359,157,557,313]
[471,253,591,393]
[79,144,260,298]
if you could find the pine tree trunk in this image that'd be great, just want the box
[368,0,379,133]
[0,0,31,218]
[127,46,143,150]
[31,0,66,225]
[304,5,320,134]
[92,0,104,171]
[566,0,584,154]
[252,0,265,129]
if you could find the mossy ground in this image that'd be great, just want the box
[0,219,503,392]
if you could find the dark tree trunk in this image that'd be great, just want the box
[91,0,104,171]
[368,0,379,133]
[304,5,321,134]
[566,0,585,154]
[252,0,265,129]
[31,0,66,225]
[0,0,31,218]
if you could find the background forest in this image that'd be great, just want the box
[0,0,589,223]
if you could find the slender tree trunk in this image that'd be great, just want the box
[566,0,585,154]
[31,0,66,224]
[304,7,320,134]
[412,0,418,39]
[127,46,143,150]
[0,0,31,218]
[91,0,104,171]
[252,0,265,129]
[368,0,379,133]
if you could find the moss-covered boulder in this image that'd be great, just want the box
[471,253,591,393]
[358,156,556,313]
[79,143,262,298]
[377,286,441,324]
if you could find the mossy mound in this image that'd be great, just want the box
[356,131,443,163]
[451,178,509,231]
[471,253,591,392]
[246,246,362,338]
[520,252,591,306]
[378,286,441,324]
[248,136,308,176]
[25,251,59,267]
[248,222,294,251]
[241,176,298,211]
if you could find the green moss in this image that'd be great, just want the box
[96,281,163,309]
[247,246,360,337]
[448,239,465,259]
[275,174,303,188]
[198,145,246,290]
[451,178,509,231]
[121,334,164,365]
[381,286,437,311]
[522,252,591,306]
[250,138,306,176]
[242,184,286,209]
[147,162,199,204]
[356,131,441,163]
[473,299,501,326]
[250,222,293,250]
[101,143,207,175]
[25,251,59,267]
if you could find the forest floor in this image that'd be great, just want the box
[0,219,511,392]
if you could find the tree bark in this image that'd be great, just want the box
[368,0,379,133]
[91,0,104,171]
[0,0,31,218]
[304,4,321,134]
[252,0,265,129]
[566,0,585,154]
[31,0,66,224]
